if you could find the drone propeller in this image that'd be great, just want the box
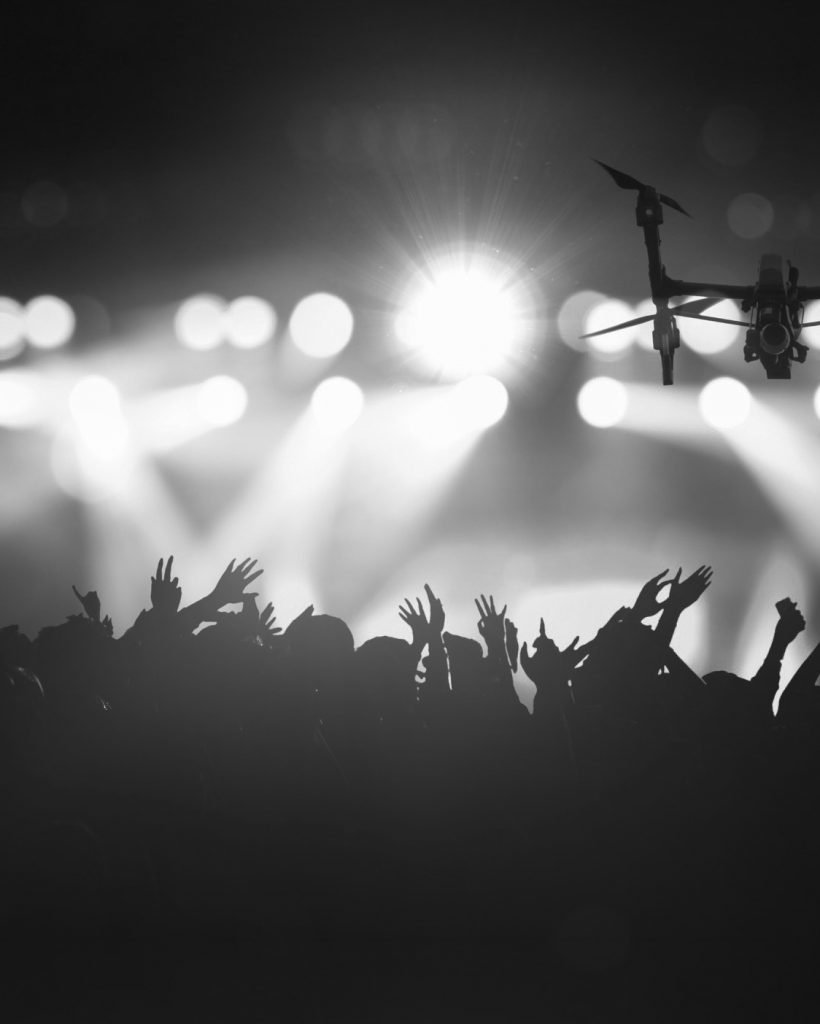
[594,160,692,218]
[580,296,721,340]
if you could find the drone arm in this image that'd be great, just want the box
[662,278,752,302]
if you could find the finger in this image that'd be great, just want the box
[500,604,507,619]
[651,568,669,583]
[156,559,163,580]
[165,556,174,581]
[72,584,82,600]
[672,568,682,582]
[416,598,424,617]
[539,617,546,638]
[489,595,496,614]
[424,583,436,602]
[475,599,484,619]
[172,578,179,588]
[244,569,264,586]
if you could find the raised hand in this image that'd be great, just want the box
[398,595,430,652]
[71,585,101,623]
[774,598,806,645]
[505,618,519,672]
[475,594,507,650]
[150,556,182,617]
[666,565,713,613]
[633,569,672,621]
[258,601,282,644]
[210,557,263,608]
[520,619,583,686]
[398,584,445,654]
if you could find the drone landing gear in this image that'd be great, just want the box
[653,320,680,386]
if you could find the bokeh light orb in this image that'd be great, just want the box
[24,295,75,349]
[196,375,248,426]
[698,377,751,430]
[0,298,25,360]
[394,252,534,379]
[577,377,628,428]
[289,293,354,358]
[584,298,636,354]
[174,294,226,351]
[557,290,607,352]
[680,299,743,355]
[727,193,773,240]
[452,374,509,429]
[0,370,44,428]
[632,298,657,351]
[310,376,364,431]
[224,296,277,349]
[802,300,820,351]
[69,375,121,425]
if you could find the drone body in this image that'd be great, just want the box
[584,161,820,384]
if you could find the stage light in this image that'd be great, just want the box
[0,370,44,428]
[224,296,277,349]
[452,375,508,430]
[698,377,751,430]
[680,298,743,355]
[584,298,636,354]
[196,375,248,427]
[24,295,75,349]
[289,293,354,358]
[0,298,25,360]
[577,377,628,428]
[310,376,364,431]
[174,294,226,351]
[394,252,533,379]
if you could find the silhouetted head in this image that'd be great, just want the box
[355,636,417,715]
[284,613,355,693]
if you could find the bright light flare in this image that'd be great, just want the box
[174,294,227,351]
[577,377,628,428]
[196,375,248,426]
[290,293,354,358]
[557,290,607,351]
[0,370,45,428]
[310,376,364,432]
[698,377,751,430]
[395,253,534,379]
[583,298,636,354]
[224,296,277,349]
[24,296,75,349]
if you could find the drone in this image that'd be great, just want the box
[582,160,820,384]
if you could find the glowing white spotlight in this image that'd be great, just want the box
[803,300,820,351]
[698,377,751,430]
[0,370,45,428]
[0,298,25,360]
[583,299,636,354]
[813,385,820,420]
[24,295,75,349]
[452,374,509,430]
[395,252,534,379]
[310,376,364,432]
[224,296,277,349]
[196,375,248,427]
[680,298,744,354]
[577,377,628,428]
[174,294,226,351]
[289,293,354,358]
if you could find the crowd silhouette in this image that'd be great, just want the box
[2,554,820,1018]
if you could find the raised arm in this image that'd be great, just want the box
[750,598,806,709]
